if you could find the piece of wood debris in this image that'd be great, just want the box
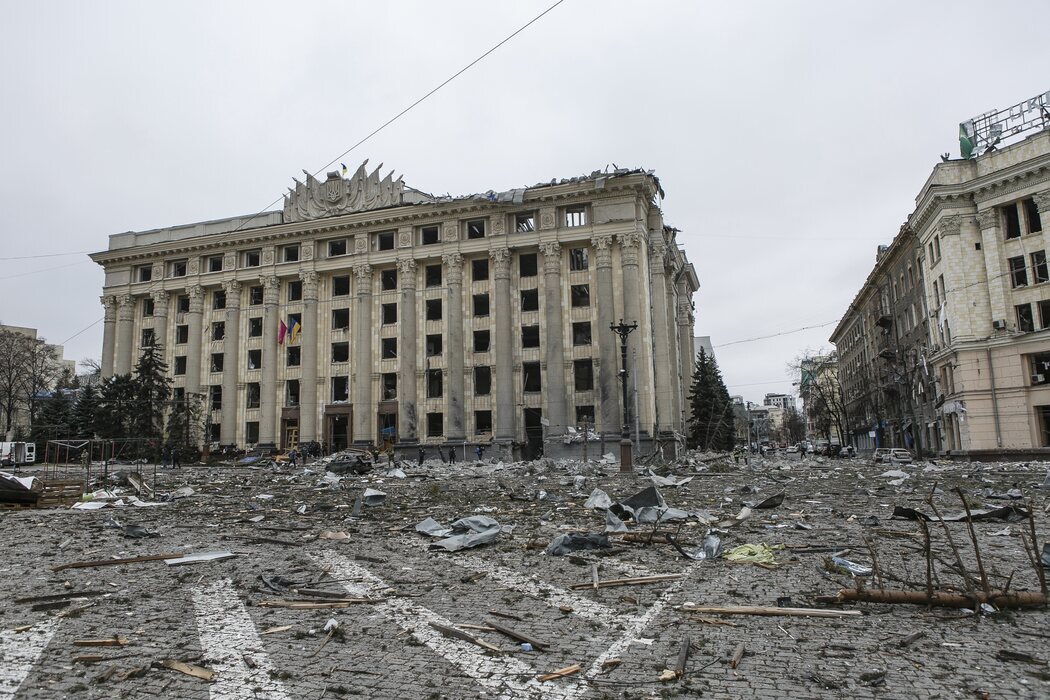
[591,563,600,591]
[483,619,550,651]
[72,654,107,664]
[558,605,573,614]
[155,659,217,681]
[256,599,374,609]
[73,636,128,647]
[12,625,34,633]
[600,659,622,673]
[682,604,862,618]
[898,631,925,648]
[52,553,184,572]
[488,609,524,622]
[15,590,106,604]
[729,643,746,669]
[261,625,293,636]
[569,574,682,590]
[674,636,690,678]
[429,622,502,654]
[537,664,581,682]
[688,615,739,627]
[456,624,496,632]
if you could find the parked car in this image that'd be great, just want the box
[840,445,856,458]
[786,444,799,453]
[889,448,914,465]
[872,448,892,463]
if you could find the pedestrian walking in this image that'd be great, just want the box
[475,445,484,461]
[418,446,426,466]
[447,446,455,464]
[288,449,298,467]
[171,447,180,469]
[799,443,806,459]
[161,448,170,470]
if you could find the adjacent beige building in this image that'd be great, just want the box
[90,164,699,458]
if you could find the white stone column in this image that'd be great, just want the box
[492,248,516,445]
[100,295,117,378]
[397,258,418,442]
[185,285,205,398]
[648,239,674,434]
[592,235,620,436]
[151,289,169,353]
[976,209,1009,328]
[259,275,280,445]
[676,293,695,422]
[352,264,373,445]
[540,242,567,437]
[220,280,241,446]
[444,253,466,441]
[299,271,319,443]
[115,294,135,375]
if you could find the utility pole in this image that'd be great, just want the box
[610,319,638,472]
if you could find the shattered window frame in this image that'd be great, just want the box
[466,219,486,240]
[425,264,442,287]
[249,317,263,337]
[475,410,493,434]
[142,298,155,317]
[1008,255,1028,288]
[381,372,397,400]
[286,345,301,367]
[426,333,443,356]
[522,361,541,392]
[331,342,350,363]
[380,269,397,291]
[249,286,263,306]
[381,337,398,359]
[570,284,591,308]
[1032,250,1048,284]
[564,205,588,228]
[211,352,224,373]
[515,213,535,233]
[332,275,351,297]
[568,248,589,271]
[247,382,261,408]
[285,379,300,406]
[331,376,349,402]
[210,385,222,411]
[212,321,225,341]
[1017,303,1035,333]
[572,322,592,346]
[140,328,155,347]
[247,348,262,370]
[575,405,595,424]
[212,290,226,310]
[520,288,539,312]
[332,308,350,330]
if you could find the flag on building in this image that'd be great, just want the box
[290,320,301,345]
[341,163,348,175]
[278,320,287,345]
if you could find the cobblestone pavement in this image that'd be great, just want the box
[2,453,1049,699]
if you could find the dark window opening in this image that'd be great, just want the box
[176,325,189,344]
[569,248,589,271]
[332,342,350,363]
[376,231,395,251]
[1031,352,1050,385]
[473,294,489,317]
[425,298,442,320]
[522,325,540,348]
[474,330,490,353]
[138,266,152,282]
[331,377,349,402]
[246,421,259,444]
[421,226,440,245]
[425,265,442,287]
[519,253,537,277]
[287,345,301,366]
[1040,300,1050,329]
[171,261,187,277]
[286,379,300,406]
[576,405,595,424]
[212,321,225,341]
[247,383,261,409]
[208,255,223,273]
[565,205,587,227]
[1033,251,1048,284]
[521,288,539,312]
[328,239,347,257]
[333,275,350,296]
[574,360,594,391]
[210,385,222,411]
[572,322,592,346]
[243,250,261,268]
[382,373,397,400]
[523,362,541,392]
[381,269,397,290]
[247,349,262,370]
[426,334,442,356]
[427,412,443,436]
[1004,205,1021,239]
[427,369,443,398]
[177,295,190,313]
[211,353,224,372]
[382,303,397,325]
[249,286,263,305]
[142,299,155,317]
[141,328,155,347]
[283,245,299,263]
[332,308,350,330]
[249,317,263,337]
[213,290,226,309]
[288,280,303,301]
[467,220,486,239]
[472,259,489,281]
[1017,303,1035,333]
[475,410,492,434]
[474,366,491,395]
[174,356,187,375]
[1024,198,1043,234]
[1009,256,1028,288]
[381,337,398,359]
[571,284,591,307]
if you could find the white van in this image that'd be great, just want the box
[0,442,36,466]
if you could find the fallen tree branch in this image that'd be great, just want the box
[830,588,1045,609]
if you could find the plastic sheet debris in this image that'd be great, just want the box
[604,509,629,533]
[892,504,1030,522]
[723,543,780,567]
[296,505,308,514]
[983,488,1023,500]
[520,643,534,652]
[361,488,386,506]
[878,470,909,479]
[123,525,158,539]
[323,618,339,632]
[415,517,454,538]
[382,468,407,479]
[584,489,613,511]
[648,471,693,488]
[744,493,785,509]
[545,533,611,556]
[831,556,873,576]
[429,515,503,552]
[682,534,723,561]
[573,475,586,491]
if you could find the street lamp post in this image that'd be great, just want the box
[610,319,638,472]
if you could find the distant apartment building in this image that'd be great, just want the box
[763,393,795,412]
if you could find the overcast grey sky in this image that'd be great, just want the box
[2,1,1049,404]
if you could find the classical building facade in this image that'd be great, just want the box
[90,164,699,458]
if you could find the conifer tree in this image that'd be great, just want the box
[687,348,734,450]
[131,344,171,442]
[71,384,100,438]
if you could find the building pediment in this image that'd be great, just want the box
[283,160,434,223]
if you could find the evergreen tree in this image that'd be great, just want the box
[166,392,203,462]
[71,384,100,438]
[687,348,734,450]
[95,375,136,439]
[31,390,72,454]
[131,345,171,442]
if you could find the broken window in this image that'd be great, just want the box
[569,248,588,271]
[211,353,224,372]
[331,376,349,402]
[207,255,223,273]
[427,412,443,437]
[380,269,397,290]
[521,288,539,312]
[332,275,350,297]
[382,373,397,400]
[1033,251,1048,284]
[328,239,348,257]
[249,286,263,306]
[381,337,397,359]
[1003,205,1021,239]
[287,313,301,334]
[575,360,594,391]
[246,421,259,443]
[565,205,587,227]
[137,265,152,282]
[570,284,591,307]
[472,258,489,281]
[515,213,535,233]
[426,333,442,356]
[286,345,301,366]
[1017,303,1035,332]
[176,325,189,344]
[286,379,300,406]
[572,322,592,346]
[1024,197,1043,234]
[171,260,187,277]
[421,225,440,245]
[519,253,537,277]
[382,303,397,325]
[213,290,226,310]
[473,293,489,317]
[375,231,395,251]
[426,298,443,320]
[475,410,492,434]
[210,385,222,411]
[1009,256,1028,287]
[249,317,263,337]
[174,356,187,375]
[177,295,190,313]
[287,280,302,301]
[467,220,486,239]
[332,308,350,330]
[212,321,225,341]
[173,387,185,402]
[576,405,595,424]
[282,245,299,263]
[474,366,491,395]
[474,329,490,353]
[142,298,154,317]
[243,250,261,268]
[427,369,443,398]
[425,264,442,287]
[522,362,541,392]
[332,342,350,363]
[243,382,259,408]
[247,349,262,370]
[1041,300,1050,329]
[141,328,155,347]
[522,325,540,348]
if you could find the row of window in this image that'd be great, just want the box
[139,213,592,282]
[1015,299,1050,334]
[1008,250,1049,288]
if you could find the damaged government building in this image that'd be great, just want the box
[90,163,699,459]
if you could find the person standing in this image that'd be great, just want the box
[447,446,455,464]
[162,448,170,470]
[171,447,179,469]
[475,445,484,461]
[799,443,806,460]
[418,446,426,466]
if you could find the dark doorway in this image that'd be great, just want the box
[325,406,352,454]
[523,408,543,460]
[378,407,397,451]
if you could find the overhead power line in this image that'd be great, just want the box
[713,320,839,348]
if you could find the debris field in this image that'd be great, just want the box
[1,451,1049,699]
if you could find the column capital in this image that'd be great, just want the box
[539,242,561,274]
[619,230,644,266]
[397,257,418,285]
[591,234,614,268]
[188,285,205,313]
[676,297,694,326]
[222,279,243,305]
[299,270,319,300]
[101,295,118,319]
[491,248,512,279]
[939,215,963,236]
[975,209,998,230]
[1033,190,1050,214]
[353,263,373,281]
[442,253,464,285]
[260,275,280,304]
[649,239,668,271]
[150,288,169,304]
[117,294,135,321]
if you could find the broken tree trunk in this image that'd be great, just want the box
[832,588,1045,609]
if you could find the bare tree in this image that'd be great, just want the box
[0,328,30,437]
[23,337,61,427]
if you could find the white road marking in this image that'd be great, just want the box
[0,619,60,698]
[191,579,290,700]
[449,555,620,624]
[315,551,583,700]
